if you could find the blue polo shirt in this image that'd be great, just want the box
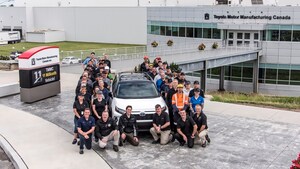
[190,96,204,112]
[77,116,95,133]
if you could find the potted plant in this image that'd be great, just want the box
[167,40,173,46]
[151,41,158,47]
[290,153,300,169]
[212,42,218,49]
[198,43,206,50]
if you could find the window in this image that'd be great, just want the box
[270,30,279,41]
[231,66,242,81]
[203,28,212,38]
[228,40,233,46]
[229,32,234,39]
[291,70,300,81]
[280,30,291,41]
[172,27,179,36]
[293,30,300,42]
[244,41,250,46]
[244,33,250,39]
[212,29,221,39]
[160,26,166,36]
[263,31,266,41]
[237,33,243,39]
[237,41,243,45]
[151,25,160,35]
[195,28,202,38]
[166,26,172,36]
[179,27,186,37]
[254,33,259,40]
[186,27,194,38]
[277,69,290,85]
[266,68,277,79]
[258,68,265,83]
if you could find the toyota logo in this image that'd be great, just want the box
[140,112,146,117]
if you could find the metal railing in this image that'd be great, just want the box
[60,46,147,61]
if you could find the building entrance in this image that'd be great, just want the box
[227,31,260,47]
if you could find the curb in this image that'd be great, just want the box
[0,82,20,98]
[0,134,28,169]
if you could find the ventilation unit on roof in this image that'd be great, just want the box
[251,0,263,5]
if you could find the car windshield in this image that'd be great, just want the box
[116,81,159,99]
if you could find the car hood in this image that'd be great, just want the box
[114,97,167,112]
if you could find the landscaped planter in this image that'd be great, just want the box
[0,60,19,70]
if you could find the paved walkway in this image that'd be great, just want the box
[0,67,300,169]
[0,104,111,169]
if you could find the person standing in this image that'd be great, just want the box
[118,105,139,146]
[72,93,90,145]
[189,88,204,113]
[175,110,197,148]
[150,104,173,145]
[166,79,178,132]
[193,105,210,147]
[77,108,95,154]
[172,84,189,125]
[92,90,107,121]
[95,111,119,152]
[189,80,205,98]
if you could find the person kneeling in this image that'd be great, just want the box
[150,104,173,145]
[118,105,139,146]
[77,108,95,154]
[192,104,210,147]
[174,110,197,148]
[95,111,120,152]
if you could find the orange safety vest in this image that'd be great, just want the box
[172,92,188,111]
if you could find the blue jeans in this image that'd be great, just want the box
[79,134,92,150]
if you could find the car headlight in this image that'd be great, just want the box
[115,106,126,114]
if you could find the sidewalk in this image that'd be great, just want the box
[0,104,111,169]
[204,99,300,125]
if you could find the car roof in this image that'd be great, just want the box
[118,72,152,82]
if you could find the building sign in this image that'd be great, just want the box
[19,46,60,88]
[30,64,60,87]
[213,15,291,20]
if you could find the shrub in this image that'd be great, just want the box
[167,40,173,46]
[198,43,206,50]
[290,153,300,169]
[169,62,182,73]
[151,41,158,47]
[0,56,10,60]
[212,42,218,49]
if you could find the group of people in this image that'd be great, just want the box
[140,56,210,148]
[72,53,210,154]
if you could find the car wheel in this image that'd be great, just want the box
[70,61,73,64]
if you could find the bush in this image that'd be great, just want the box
[212,42,218,49]
[0,56,10,60]
[169,62,182,73]
[198,43,206,50]
[151,41,158,47]
[167,40,173,46]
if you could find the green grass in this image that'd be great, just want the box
[209,91,300,110]
[0,41,143,56]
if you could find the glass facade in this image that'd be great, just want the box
[147,21,221,39]
[206,63,300,86]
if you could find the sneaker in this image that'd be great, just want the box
[77,141,80,146]
[179,142,185,146]
[94,138,99,143]
[72,139,77,145]
[113,145,119,152]
[202,141,207,148]
[79,149,84,154]
[152,139,160,144]
[205,135,211,143]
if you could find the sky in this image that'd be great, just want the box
[1,0,300,7]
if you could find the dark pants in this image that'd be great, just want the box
[174,133,194,148]
[122,132,139,146]
[168,106,175,132]
[79,134,92,150]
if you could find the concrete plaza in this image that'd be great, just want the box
[0,66,299,169]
